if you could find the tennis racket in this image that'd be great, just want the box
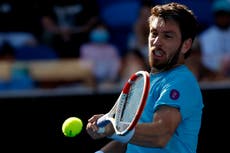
[97,70,150,135]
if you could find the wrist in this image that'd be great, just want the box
[107,128,135,143]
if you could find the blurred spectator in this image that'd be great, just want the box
[119,1,153,84]
[0,0,39,51]
[39,0,99,59]
[198,0,230,77]
[185,38,227,82]
[79,20,121,87]
[0,42,35,91]
[127,1,152,63]
[7,62,35,90]
[119,48,149,86]
[220,54,230,76]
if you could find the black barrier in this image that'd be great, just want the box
[0,88,229,152]
[0,92,118,152]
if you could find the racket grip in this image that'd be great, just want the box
[97,115,110,127]
[97,115,110,134]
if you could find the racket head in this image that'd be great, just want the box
[97,95,120,133]
[114,70,150,135]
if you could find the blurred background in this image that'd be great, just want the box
[0,0,229,152]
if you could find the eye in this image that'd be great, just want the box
[150,30,158,38]
[152,32,158,38]
[164,33,173,39]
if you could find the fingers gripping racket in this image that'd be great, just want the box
[97,71,150,135]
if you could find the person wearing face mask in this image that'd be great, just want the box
[79,20,121,87]
[89,26,110,44]
[198,0,230,77]
[86,2,204,153]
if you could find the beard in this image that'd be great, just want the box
[150,43,182,72]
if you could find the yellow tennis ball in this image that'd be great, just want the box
[62,117,83,137]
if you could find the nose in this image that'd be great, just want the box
[150,36,161,47]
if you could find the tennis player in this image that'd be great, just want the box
[86,2,204,153]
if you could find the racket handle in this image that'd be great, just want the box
[97,115,110,127]
[96,115,111,134]
[96,115,110,133]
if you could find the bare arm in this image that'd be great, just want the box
[86,105,181,151]
[130,105,181,148]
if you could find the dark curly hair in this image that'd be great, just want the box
[149,2,198,58]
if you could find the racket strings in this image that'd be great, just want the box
[117,75,145,131]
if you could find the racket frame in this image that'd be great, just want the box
[97,70,150,135]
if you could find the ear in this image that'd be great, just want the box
[181,38,192,54]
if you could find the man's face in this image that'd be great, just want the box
[148,17,183,71]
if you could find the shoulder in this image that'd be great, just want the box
[167,65,197,83]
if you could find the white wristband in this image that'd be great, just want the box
[95,151,104,153]
[108,129,135,143]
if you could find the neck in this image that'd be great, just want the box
[151,63,184,74]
